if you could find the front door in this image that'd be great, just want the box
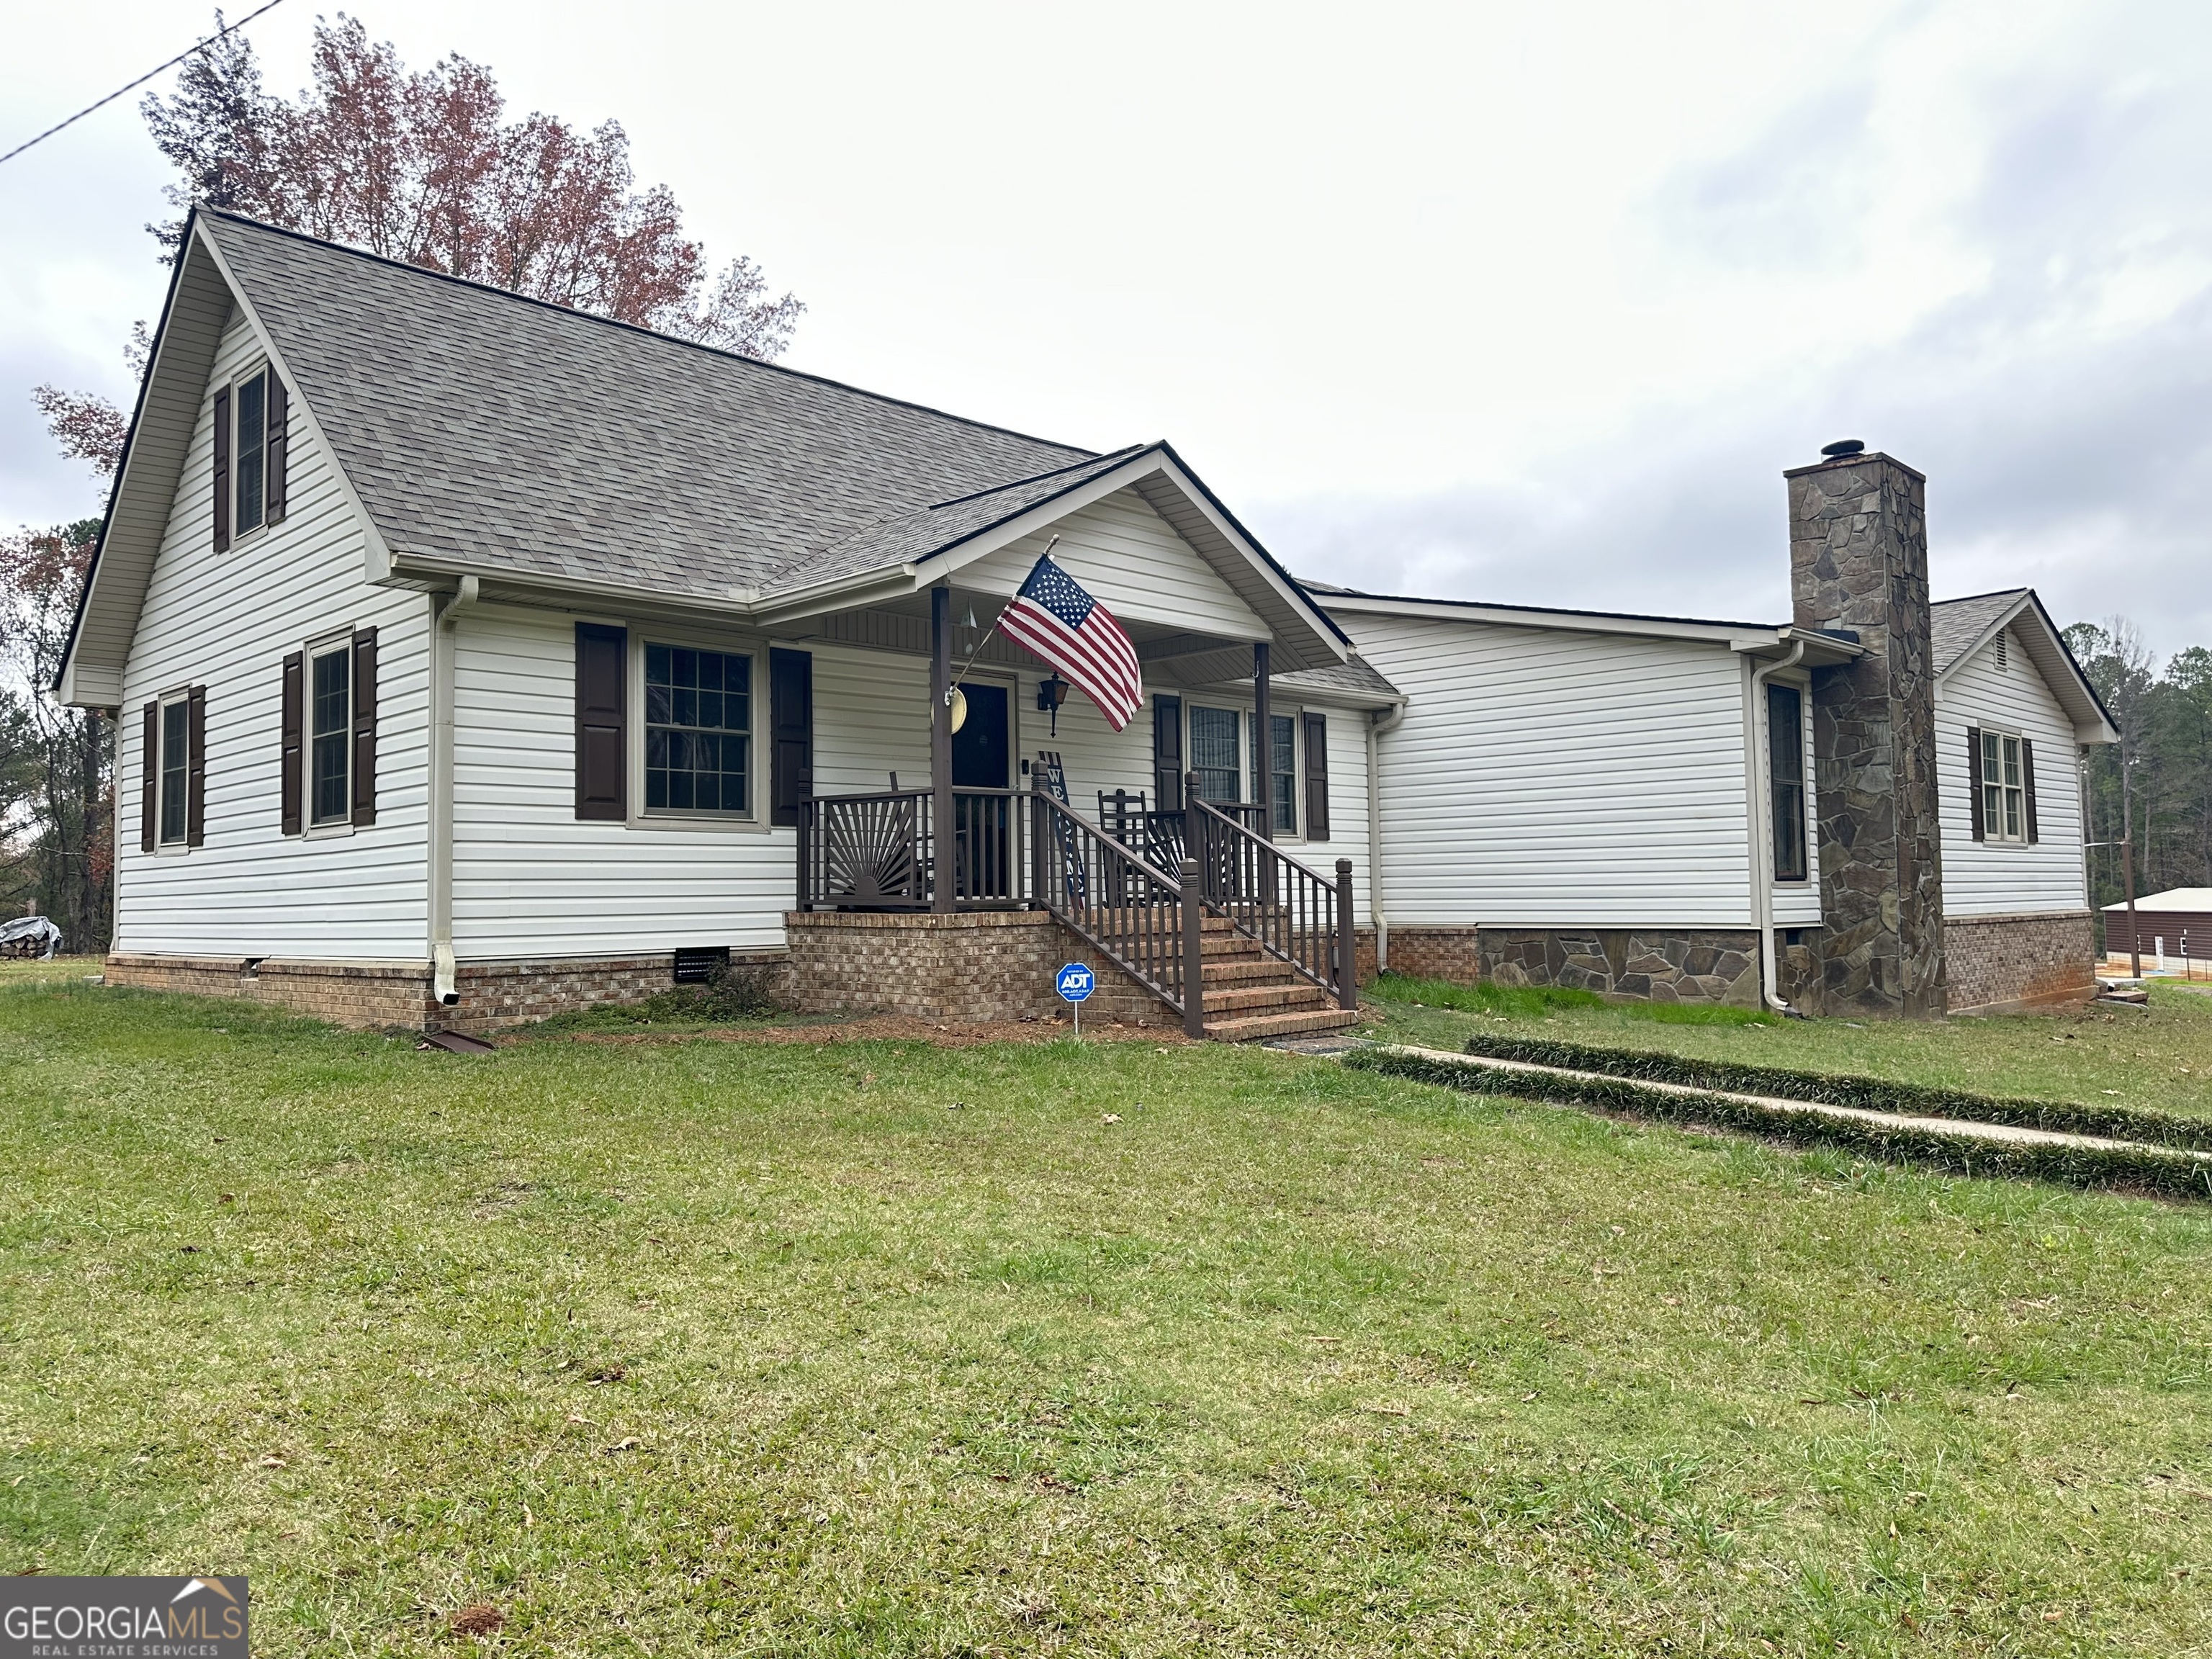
[950,681,1011,898]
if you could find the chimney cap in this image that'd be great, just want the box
[1820,438,1867,459]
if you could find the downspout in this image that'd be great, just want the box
[1365,701,1406,972]
[1749,638,1805,1015]
[428,575,480,1008]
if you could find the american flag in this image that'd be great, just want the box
[997,553,1144,731]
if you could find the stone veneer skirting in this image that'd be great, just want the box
[1479,927,1763,1006]
[781,909,1175,1026]
[1944,910,2095,1015]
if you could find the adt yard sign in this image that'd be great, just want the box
[1056,962,1094,1035]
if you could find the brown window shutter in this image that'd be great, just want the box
[212,385,232,552]
[140,702,158,853]
[351,626,379,826]
[2021,737,2038,843]
[770,647,813,827]
[186,685,207,846]
[575,623,628,820]
[1152,694,1184,810]
[1965,727,1984,841]
[1302,711,1331,840]
[280,651,304,835]
[264,371,289,524]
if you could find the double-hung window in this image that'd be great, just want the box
[1264,713,1297,835]
[644,644,751,813]
[1189,706,1242,804]
[1982,730,2026,842]
[309,640,352,826]
[233,369,269,536]
[1766,683,1807,882]
[158,696,190,845]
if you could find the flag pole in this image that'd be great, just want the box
[948,535,1057,703]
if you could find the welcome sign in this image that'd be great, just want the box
[1,1577,247,1658]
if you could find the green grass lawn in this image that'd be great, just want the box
[1367,973,2212,1120]
[4,962,2212,1655]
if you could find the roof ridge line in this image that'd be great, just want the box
[927,445,1151,510]
[196,205,1101,463]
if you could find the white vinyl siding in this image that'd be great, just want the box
[1346,613,1761,928]
[114,313,428,958]
[1937,634,2087,915]
[959,487,1267,642]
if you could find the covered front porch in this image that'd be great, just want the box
[762,462,1393,1038]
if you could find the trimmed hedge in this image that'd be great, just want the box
[1342,1048,2212,1202]
[1451,1032,2212,1154]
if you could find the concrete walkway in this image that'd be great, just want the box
[1370,1043,2212,1161]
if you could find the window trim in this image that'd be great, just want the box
[1979,726,2029,845]
[228,361,273,545]
[1183,698,1314,842]
[304,631,355,837]
[1765,679,1811,885]
[155,688,192,852]
[627,625,764,828]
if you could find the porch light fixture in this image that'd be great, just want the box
[1038,673,1070,735]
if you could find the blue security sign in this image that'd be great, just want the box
[1055,963,1096,1003]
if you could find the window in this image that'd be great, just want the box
[1982,729,2026,842]
[158,698,189,845]
[644,644,751,812]
[1766,683,1807,882]
[234,369,268,536]
[310,642,351,826]
[1189,706,1241,804]
[1265,713,1297,835]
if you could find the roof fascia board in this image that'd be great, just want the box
[57,221,217,707]
[192,217,400,587]
[1323,590,1786,647]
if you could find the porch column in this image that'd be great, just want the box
[1252,640,1272,841]
[930,582,955,912]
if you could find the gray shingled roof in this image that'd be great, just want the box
[1930,589,2028,675]
[202,211,1097,603]
[1272,658,1403,702]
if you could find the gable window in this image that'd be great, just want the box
[1982,729,2026,842]
[234,369,268,536]
[310,641,353,826]
[644,644,751,813]
[1189,706,1242,804]
[159,696,190,845]
[1766,683,1807,883]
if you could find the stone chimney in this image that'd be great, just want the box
[1786,446,1945,1017]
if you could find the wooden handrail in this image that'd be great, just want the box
[1187,793,1357,1010]
[1028,791,1201,1034]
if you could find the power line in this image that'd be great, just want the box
[0,0,290,169]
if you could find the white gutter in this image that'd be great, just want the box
[1364,701,1407,972]
[1748,639,1806,1015]
[428,575,480,1007]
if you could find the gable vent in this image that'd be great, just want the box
[1995,630,2010,670]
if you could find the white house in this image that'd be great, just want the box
[58,209,2115,1030]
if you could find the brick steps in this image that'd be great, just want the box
[1203,1006,1362,1042]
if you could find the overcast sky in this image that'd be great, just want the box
[5,0,2208,655]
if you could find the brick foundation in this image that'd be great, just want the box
[782,909,1179,1027]
[102,948,791,1033]
[1478,927,1762,1006]
[1944,910,2095,1015]
[1362,925,1485,983]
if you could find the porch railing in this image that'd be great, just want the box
[1187,796,1358,1010]
[1028,791,1202,1035]
[796,787,1022,910]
